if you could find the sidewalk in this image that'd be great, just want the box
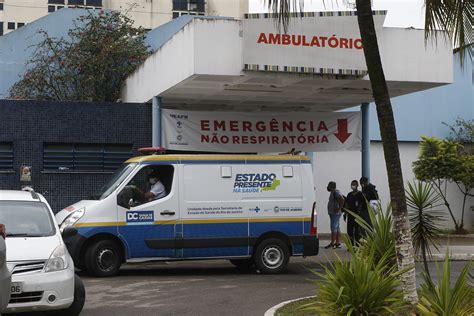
[318,234,474,261]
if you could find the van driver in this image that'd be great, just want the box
[144,171,166,201]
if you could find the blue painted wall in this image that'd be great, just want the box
[368,53,473,141]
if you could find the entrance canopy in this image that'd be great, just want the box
[121,12,453,112]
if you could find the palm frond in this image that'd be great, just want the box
[424,0,473,63]
[264,0,304,33]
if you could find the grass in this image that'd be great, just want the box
[275,297,318,316]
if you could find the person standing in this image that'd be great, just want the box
[325,181,345,249]
[344,180,364,246]
[359,176,379,230]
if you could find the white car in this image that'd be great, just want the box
[0,190,85,315]
[0,223,11,313]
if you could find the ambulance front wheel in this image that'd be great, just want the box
[85,239,122,277]
[254,238,290,274]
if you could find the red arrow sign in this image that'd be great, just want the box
[334,119,352,143]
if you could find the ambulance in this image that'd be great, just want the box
[55,154,319,277]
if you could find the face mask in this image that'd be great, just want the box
[149,178,157,185]
[351,185,357,191]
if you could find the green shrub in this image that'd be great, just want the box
[406,180,444,276]
[299,205,409,315]
[354,204,397,271]
[417,252,473,316]
[300,237,408,315]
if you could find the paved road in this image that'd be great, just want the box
[77,249,469,316]
[8,248,469,316]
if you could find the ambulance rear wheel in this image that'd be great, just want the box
[85,240,121,277]
[254,238,289,274]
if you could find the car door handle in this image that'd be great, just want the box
[160,210,175,216]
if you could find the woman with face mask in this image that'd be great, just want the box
[344,180,364,246]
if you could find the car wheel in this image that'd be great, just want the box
[254,238,290,274]
[85,240,121,277]
[49,274,85,316]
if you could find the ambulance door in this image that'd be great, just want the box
[117,164,179,259]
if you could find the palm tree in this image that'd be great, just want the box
[265,0,471,306]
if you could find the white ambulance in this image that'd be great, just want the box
[55,154,319,277]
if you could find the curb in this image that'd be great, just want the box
[264,296,316,316]
[416,253,474,261]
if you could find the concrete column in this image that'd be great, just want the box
[152,96,162,147]
[361,102,370,180]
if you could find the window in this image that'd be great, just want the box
[0,3,4,10]
[7,22,14,30]
[0,201,56,237]
[172,0,204,17]
[17,23,25,28]
[43,143,132,172]
[0,142,13,171]
[86,0,102,6]
[48,0,65,4]
[172,0,187,11]
[68,0,84,5]
[0,22,3,36]
[118,165,174,208]
[48,5,55,12]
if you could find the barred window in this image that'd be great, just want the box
[43,143,132,172]
[0,143,13,171]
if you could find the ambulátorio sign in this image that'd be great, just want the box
[243,11,386,74]
[162,109,361,152]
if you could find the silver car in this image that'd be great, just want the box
[0,223,11,314]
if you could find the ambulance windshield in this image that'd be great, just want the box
[92,163,138,200]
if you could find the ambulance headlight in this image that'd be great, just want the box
[45,245,68,272]
[59,208,85,233]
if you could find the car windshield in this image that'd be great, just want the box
[0,201,56,237]
[91,163,138,200]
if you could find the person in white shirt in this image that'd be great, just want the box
[144,172,166,201]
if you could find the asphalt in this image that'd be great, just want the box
[6,235,473,316]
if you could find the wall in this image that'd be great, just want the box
[368,53,473,141]
[0,100,151,212]
[313,142,474,234]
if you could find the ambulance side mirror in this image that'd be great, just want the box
[128,198,134,208]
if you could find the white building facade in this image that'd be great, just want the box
[0,0,248,35]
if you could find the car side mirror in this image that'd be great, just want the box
[128,198,134,207]
[62,227,78,239]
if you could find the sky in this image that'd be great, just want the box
[248,0,426,29]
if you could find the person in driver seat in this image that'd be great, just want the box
[144,171,166,201]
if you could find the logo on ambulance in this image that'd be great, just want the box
[233,173,281,193]
[126,211,154,225]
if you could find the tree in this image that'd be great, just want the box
[9,10,150,102]
[265,0,471,306]
[266,0,418,304]
[413,136,472,232]
[443,118,474,148]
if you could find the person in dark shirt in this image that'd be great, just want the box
[359,176,379,232]
[344,180,364,246]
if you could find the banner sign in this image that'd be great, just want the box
[162,109,361,152]
[243,11,386,75]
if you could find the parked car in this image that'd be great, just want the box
[0,223,11,314]
[0,190,85,315]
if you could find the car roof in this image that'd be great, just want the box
[0,190,45,203]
